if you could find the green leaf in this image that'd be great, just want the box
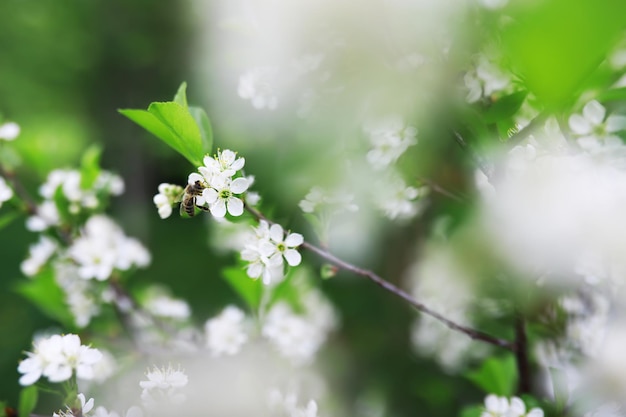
[483,91,528,124]
[0,211,20,231]
[18,385,38,417]
[188,106,213,156]
[597,87,626,103]
[222,267,263,311]
[503,0,626,108]
[79,145,102,189]
[459,405,483,417]
[173,82,189,109]
[14,268,75,328]
[119,83,211,167]
[465,354,517,396]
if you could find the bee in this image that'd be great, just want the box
[180,180,205,217]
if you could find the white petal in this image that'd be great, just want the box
[284,249,302,266]
[210,200,227,217]
[606,114,626,132]
[509,397,525,415]
[526,409,544,417]
[188,172,203,184]
[247,263,263,278]
[569,114,591,135]
[231,157,245,171]
[230,177,249,194]
[203,188,218,204]
[269,224,284,242]
[226,197,244,216]
[583,100,606,125]
[284,233,303,247]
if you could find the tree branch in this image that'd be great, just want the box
[514,314,531,394]
[245,204,514,350]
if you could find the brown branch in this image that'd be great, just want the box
[245,204,514,350]
[417,176,466,203]
[514,314,531,394]
[0,165,38,215]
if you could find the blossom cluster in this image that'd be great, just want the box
[481,395,544,417]
[139,364,188,408]
[269,389,319,417]
[240,220,303,285]
[205,305,248,356]
[27,168,124,231]
[153,149,250,219]
[18,333,103,386]
[262,290,338,365]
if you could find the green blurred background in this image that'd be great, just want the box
[1,0,624,415]
[0,1,485,415]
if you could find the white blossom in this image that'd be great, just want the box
[262,289,337,365]
[364,116,418,170]
[18,333,103,385]
[464,55,511,103]
[204,305,248,356]
[0,176,13,207]
[376,174,427,220]
[299,186,358,215]
[238,66,280,110]
[202,175,249,217]
[26,200,60,231]
[480,395,543,417]
[20,235,57,277]
[144,292,191,321]
[68,215,150,281]
[140,364,188,408]
[569,100,626,154]
[153,183,183,219]
[0,121,20,140]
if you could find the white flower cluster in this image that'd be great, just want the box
[54,262,101,328]
[240,220,304,285]
[139,364,188,408]
[20,235,58,277]
[364,116,418,171]
[152,183,184,219]
[0,121,20,140]
[68,215,150,281]
[238,66,280,110]
[0,176,13,209]
[27,168,124,231]
[269,389,320,417]
[93,406,143,417]
[376,173,428,221]
[464,54,512,103]
[18,333,103,386]
[205,305,248,356]
[262,290,338,365]
[569,100,626,155]
[299,186,358,215]
[584,403,624,417]
[143,290,192,321]
[481,394,544,417]
[177,149,250,218]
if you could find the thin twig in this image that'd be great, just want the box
[245,204,514,350]
[514,314,531,394]
[0,165,38,215]
[417,176,466,203]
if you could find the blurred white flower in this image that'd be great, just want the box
[569,100,626,154]
[144,292,191,321]
[20,235,57,277]
[26,200,60,231]
[18,333,103,385]
[376,174,427,221]
[68,215,150,281]
[465,55,511,103]
[0,121,20,140]
[140,364,188,408]
[0,176,13,207]
[205,305,248,356]
[238,66,280,110]
[364,116,418,170]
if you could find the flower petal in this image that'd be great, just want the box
[269,224,284,242]
[226,197,244,216]
[230,177,249,194]
[284,249,302,266]
[210,200,227,217]
[583,100,606,125]
[284,233,303,247]
[606,114,626,133]
[569,114,591,135]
